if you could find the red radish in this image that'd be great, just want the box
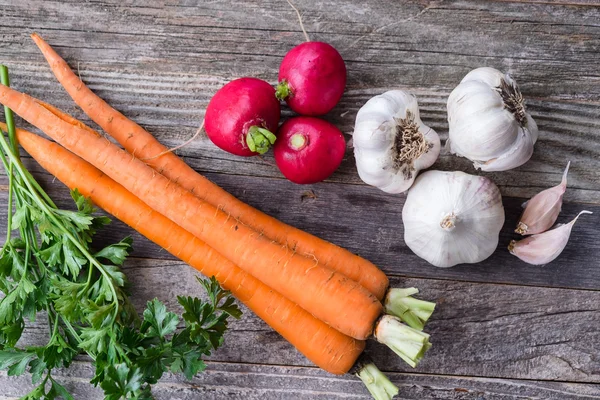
[205,77,280,156]
[274,116,346,184]
[276,42,346,116]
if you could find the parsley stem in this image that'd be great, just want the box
[46,306,56,340]
[0,66,55,209]
[0,65,18,158]
[46,306,57,337]
[60,317,83,346]
[0,134,121,322]
[0,68,19,247]
[50,308,60,340]
[4,154,13,245]
[23,167,57,208]
[0,67,35,280]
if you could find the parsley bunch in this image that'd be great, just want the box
[0,66,241,399]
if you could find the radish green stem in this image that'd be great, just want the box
[290,133,307,150]
[384,288,436,330]
[275,80,292,101]
[246,126,276,154]
[374,315,432,368]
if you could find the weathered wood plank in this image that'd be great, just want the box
[0,0,598,203]
[9,261,600,383]
[4,162,598,290]
[2,361,600,400]
[0,0,599,398]
[3,64,599,203]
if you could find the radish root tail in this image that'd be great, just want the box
[287,0,310,42]
[142,120,204,161]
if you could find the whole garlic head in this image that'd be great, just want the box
[447,67,538,171]
[402,170,505,268]
[353,90,441,193]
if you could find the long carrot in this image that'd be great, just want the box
[7,123,365,375]
[30,33,390,301]
[0,85,382,341]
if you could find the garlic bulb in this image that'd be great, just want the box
[402,170,505,268]
[447,67,538,171]
[353,90,440,193]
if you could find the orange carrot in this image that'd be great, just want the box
[30,33,389,301]
[9,124,365,375]
[0,85,382,341]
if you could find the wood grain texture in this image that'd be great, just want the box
[0,0,599,398]
[3,361,600,400]
[2,163,598,290]
[0,0,599,203]
[5,262,600,383]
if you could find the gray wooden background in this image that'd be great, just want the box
[1,0,600,398]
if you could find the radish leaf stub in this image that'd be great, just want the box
[274,116,345,184]
[205,77,280,157]
[277,42,346,116]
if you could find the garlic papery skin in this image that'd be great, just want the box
[353,90,441,194]
[447,67,538,172]
[516,161,570,235]
[402,170,505,268]
[510,211,592,265]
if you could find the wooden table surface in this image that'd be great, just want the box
[1,1,600,399]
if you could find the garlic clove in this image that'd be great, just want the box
[516,161,570,235]
[475,124,534,172]
[526,114,539,144]
[509,210,592,265]
[448,82,516,160]
[461,66,506,87]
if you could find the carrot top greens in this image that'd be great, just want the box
[0,65,240,399]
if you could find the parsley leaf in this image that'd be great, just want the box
[100,363,144,400]
[0,66,241,400]
[142,299,180,340]
[95,236,133,266]
[47,378,75,400]
[0,349,35,372]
